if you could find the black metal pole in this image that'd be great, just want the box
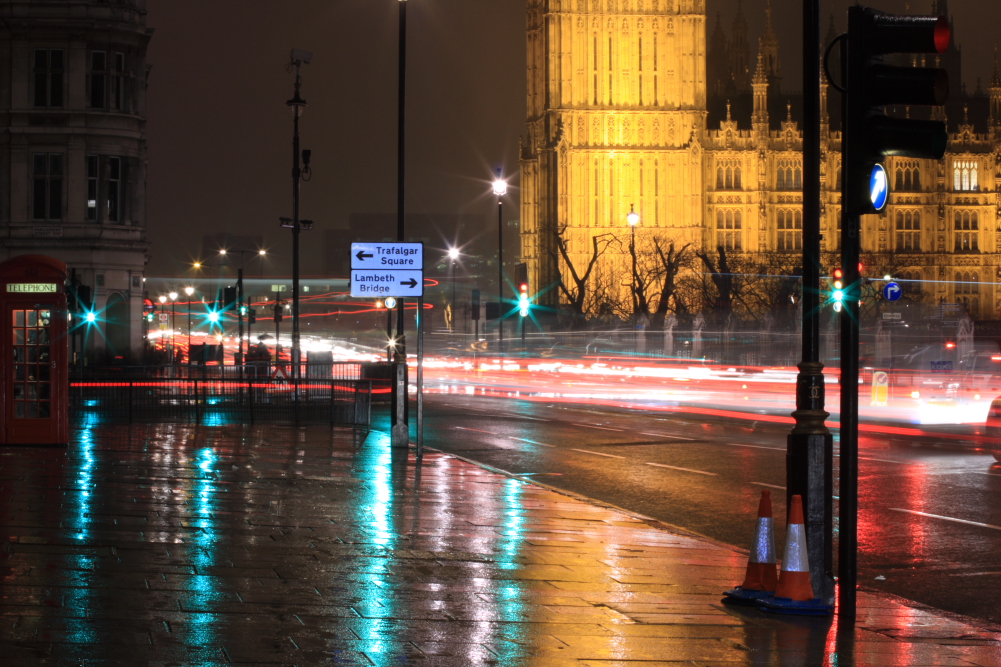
[451,259,456,334]
[839,12,860,622]
[498,197,504,352]
[786,0,834,607]
[395,0,407,355]
[292,95,301,381]
[238,266,244,368]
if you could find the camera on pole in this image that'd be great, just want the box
[843,7,950,217]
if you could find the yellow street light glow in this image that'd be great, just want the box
[259,249,266,255]
[185,286,194,296]
[158,295,167,304]
[492,179,507,196]
[219,249,227,255]
[169,292,178,301]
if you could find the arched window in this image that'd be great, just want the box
[971,166,978,191]
[725,166,733,189]
[895,211,920,251]
[717,210,725,229]
[972,272,980,294]
[836,168,842,190]
[734,210,742,229]
[895,169,904,191]
[734,166,741,189]
[794,167,802,189]
[777,168,785,190]
[716,209,742,251]
[716,166,724,189]
[913,169,920,190]
[954,166,962,191]
[777,209,802,251]
[962,168,970,191]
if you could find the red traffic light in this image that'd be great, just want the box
[833,268,844,280]
[933,16,950,53]
[519,283,528,294]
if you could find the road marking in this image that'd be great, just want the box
[573,423,625,432]
[454,426,495,435]
[645,462,717,476]
[512,437,555,448]
[571,448,625,459]
[889,508,1001,531]
[510,415,551,421]
[725,443,785,451]
[751,482,786,490]
[859,456,911,464]
[639,432,695,440]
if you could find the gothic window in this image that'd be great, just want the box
[894,211,920,251]
[836,167,842,190]
[894,161,921,191]
[725,167,733,189]
[954,211,979,252]
[716,209,742,251]
[32,154,63,221]
[794,167,803,189]
[33,49,64,108]
[776,160,802,190]
[953,160,979,191]
[638,37,643,105]
[734,166,741,189]
[593,34,599,105]
[777,210,803,251]
[716,166,724,189]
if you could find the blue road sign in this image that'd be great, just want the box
[882,281,902,302]
[351,242,423,270]
[351,270,424,298]
[869,163,888,211]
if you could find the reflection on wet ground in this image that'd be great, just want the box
[1,423,999,665]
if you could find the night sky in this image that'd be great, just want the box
[145,0,1000,278]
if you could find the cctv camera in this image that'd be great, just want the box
[291,49,313,65]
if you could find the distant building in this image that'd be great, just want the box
[521,0,1001,320]
[0,0,152,362]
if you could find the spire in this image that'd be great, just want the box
[990,48,1001,126]
[728,0,751,93]
[759,0,782,92]
[992,47,1001,89]
[726,100,732,122]
[752,48,770,133]
[708,12,729,97]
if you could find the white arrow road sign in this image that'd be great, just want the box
[351,270,424,298]
[351,242,423,270]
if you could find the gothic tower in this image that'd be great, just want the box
[521,0,707,307]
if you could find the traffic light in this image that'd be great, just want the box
[248,308,256,325]
[222,286,237,311]
[844,7,950,217]
[240,304,248,317]
[831,268,845,312]
[518,282,529,317]
[145,312,155,323]
[273,301,283,323]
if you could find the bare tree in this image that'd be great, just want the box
[652,238,692,328]
[549,226,616,321]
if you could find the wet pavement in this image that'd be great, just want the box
[1,422,1001,665]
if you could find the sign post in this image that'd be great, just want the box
[351,243,424,449]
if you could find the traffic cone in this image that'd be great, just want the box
[773,494,814,601]
[757,494,832,616]
[722,490,778,605]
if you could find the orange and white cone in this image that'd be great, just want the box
[723,490,778,604]
[773,494,815,602]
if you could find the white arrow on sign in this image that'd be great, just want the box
[350,270,424,298]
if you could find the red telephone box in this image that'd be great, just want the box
[0,255,68,445]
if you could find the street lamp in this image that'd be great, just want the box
[169,292,178,362]
[448,247,460,333]
[184,286,194,355]
[157,295,168,361]
[628,204,640,325]
[493,172,508,351]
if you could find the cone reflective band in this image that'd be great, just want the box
[773,495,816,602]
[740,490,778,592]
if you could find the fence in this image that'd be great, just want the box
[70,377,372,426]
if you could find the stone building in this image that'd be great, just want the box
[0,0,151,362]
[520,0,1001,320]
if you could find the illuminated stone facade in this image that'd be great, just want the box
[521,0,1001,320]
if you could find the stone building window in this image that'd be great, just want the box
[32,154,63,221]
[33,49,64,108]
[87,156,98,221]
[107,157,122,222]
[955,271,980,317]
[895,211,921,251]
[86,156,125,223]
[776,160,802,190]
[776,210,802,251]
[113,53,127,111]
[954,160,978,191]
[715,161,741,190]
[894,161,921,191]
[89,51,106,109]
[716,210,742,251]
[954,211,979,252]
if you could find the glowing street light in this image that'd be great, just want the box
[493,171,508,351]
[185,287,194,349]
[447,248,460,333]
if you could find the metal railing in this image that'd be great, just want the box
[70,377,372,426]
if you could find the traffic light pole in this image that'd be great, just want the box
[787,0,834,609]
[237,267,244,368]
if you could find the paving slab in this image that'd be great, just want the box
[0,422,999,665]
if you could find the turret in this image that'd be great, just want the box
[990,49,1001,128]
[759,0,782,92]
[752,49,770,136]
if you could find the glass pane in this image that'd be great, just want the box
[15,403,24,419]
[91,51,106,71]
[39,329,49,345]
[50,50,63,70]
[50,72,63,107]
[49,178,62,220]
[27,329,37,344]
[15,365,24,381]
[13,385,23,399]
[27,403,37,419]
[38,346,50,362]
[26,366,37,381]
[39,403,50,419]
[39,365,49,382]
[27,385,37,400]
[39,384,50,400]
[49,155,62,176]
[15,310,24,327]
[34,49,47,70]
[27,348,37,363]
[33,155,47,176]
[32,180,46,220]
[34,73,47,107]
[26,311,36,327]
[14,330,23,346]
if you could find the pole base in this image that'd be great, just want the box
[757,596,834,616]
[722,587,774,606]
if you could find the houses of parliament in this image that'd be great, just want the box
[519,0,1001,320]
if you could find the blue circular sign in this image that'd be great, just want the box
[870,164,888,210]
[882,281,902,302]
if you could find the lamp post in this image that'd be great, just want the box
[448,247,459,333]
[184,286,194,359]
[627,205,640,326]
[157,295,168,361]
[169,292,178,364]
[493,173,507,351]
[220,248,267,366]
[286,50,313,382]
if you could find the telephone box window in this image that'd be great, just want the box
[13,309,52,419]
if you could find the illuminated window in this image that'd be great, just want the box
[954,160,979,191]
[716,210,742,251]
[777,210,802,251]
[954,211,979,252]
[894,211,920,251]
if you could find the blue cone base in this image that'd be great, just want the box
[757,595,834,616]
[722,587,775,606]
